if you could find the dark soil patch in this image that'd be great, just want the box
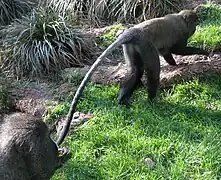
[10,82,54,116]
[67,52,221,88]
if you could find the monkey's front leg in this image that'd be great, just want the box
[172,46,209,56]
[163,53,177,66]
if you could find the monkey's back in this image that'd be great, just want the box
[134,14,188,50]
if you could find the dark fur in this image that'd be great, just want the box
[57,9,208,145]
[0,113,70,180]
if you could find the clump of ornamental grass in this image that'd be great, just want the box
[0,8,96,78]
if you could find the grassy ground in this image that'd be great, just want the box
[51,3,221,179]
[52,73,221,179]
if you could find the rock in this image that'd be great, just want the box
[142,157,155,168]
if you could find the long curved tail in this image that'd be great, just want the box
[56,27,141,145]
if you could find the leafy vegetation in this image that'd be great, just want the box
[61,68,87,86]
[0,8,96,78]
[198,3,221,23]
[44,103,69,124]
[51,73,221,179]
[189,3,221,51]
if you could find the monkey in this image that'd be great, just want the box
[0,113,70,180]
[56,28,160,145]
[56,9,209,146]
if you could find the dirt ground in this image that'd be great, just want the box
[11,51,221,117]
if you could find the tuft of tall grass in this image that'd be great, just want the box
[0,0,36,26]
[0,8,96,78]
[47,0,182,25]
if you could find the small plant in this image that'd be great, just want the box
[100,24,126,47]
[0,0,35,26]
[61,67,87,85]
[197,2,221,24]
[44,103,69,124]
[0,8,96,78]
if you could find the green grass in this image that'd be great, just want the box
[189,3,221,51]
[52,73,221,179]
[189,25,221,51]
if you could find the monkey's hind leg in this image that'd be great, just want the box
[145,70,160,101]
[118,70,143,106]
[143,45,160,102]
[118,45,144,106]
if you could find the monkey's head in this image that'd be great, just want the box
[179,10,199,35]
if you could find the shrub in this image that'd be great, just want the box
[0,8,96,78]
[197,3,221,24]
